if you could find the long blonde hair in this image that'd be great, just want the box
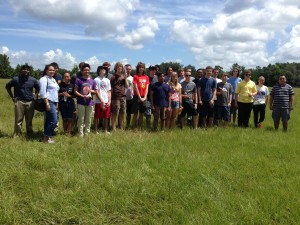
[169,72,180,92]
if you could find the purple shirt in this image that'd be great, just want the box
[75,77,97,106]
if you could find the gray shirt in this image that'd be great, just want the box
[181,81,196,103]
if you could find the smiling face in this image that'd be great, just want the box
[46,66,55,77]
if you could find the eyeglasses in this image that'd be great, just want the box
[185,75,191,77]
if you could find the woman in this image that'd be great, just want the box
[58,72,75,135]
[74,63,97,137]
[253,76,269,128]
[110,62,128,131]
[40,64,59,143]
[167,72,182,128]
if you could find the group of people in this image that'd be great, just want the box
[5,62,295,143]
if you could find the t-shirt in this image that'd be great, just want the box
[198,77,217,101]
[75,77,97,106]
[58,82,74,102]
[217,82,233,106]
[94,76,111,104]
[227,76,242,100]
[151,82,170,107]
[270,83,294,109]
[125,76,133,100]
[254,85,269,105]
[132,74,150,97]
[147,75,158,98]
[181,81,197,103]
[235,80,257,103]
[110,74,126,100]
[170,83,181,102]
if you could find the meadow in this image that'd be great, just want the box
[0,79,299,224]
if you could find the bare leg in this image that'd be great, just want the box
[274,120,280,130]
[126,113,131,129]
[283,121,288,132]
[169,109,178,129]
[192,115,198,129]
[94,118,99,133]
[132,113,138,129]
[138,112,143,128]
[111,113,117,131]
[118,113,124,130]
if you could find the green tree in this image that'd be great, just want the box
[0,54,14,78]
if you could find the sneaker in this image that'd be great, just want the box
[43,137,55,144]
[104,131,110,135]
[258,123,263,128]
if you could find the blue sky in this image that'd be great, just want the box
[0,0,300,71]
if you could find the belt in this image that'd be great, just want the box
[17,99,33,102]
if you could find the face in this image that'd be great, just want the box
[197,70,203,77]
[138,66,145,74]
[279,76,286,85]
[185,72,191,81]
[149,69,156,76]
[21,67,30,76]
[167,67,173,75]
[82,66,90,77]
[233,69,239,77]
[171,74,178,82]
[47,66,55,77]
[126,66,132,75]
[116,65,123,73]
[222,74,228,82]
[206,68,213,76]
[213,70,219,76]
[158,74,164,82]
[244,72,251,79]
[258,78,265,84]
[63,73,71,83]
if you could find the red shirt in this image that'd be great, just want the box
[132,74,149,97]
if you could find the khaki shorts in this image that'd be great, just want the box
[111,97,126,114]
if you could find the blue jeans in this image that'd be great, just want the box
[44,101,58,137]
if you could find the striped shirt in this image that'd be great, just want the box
[270,83,294,109]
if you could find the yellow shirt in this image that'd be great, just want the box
[236,80,257,103]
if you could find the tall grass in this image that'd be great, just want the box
[0,79,299,224]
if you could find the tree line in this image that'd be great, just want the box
[1,53,300,87]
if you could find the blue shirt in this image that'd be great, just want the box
[151,82,170,107]
[6,75,39,100]
[227,76,242,100]
[198,77,216,101]
[39,76,59,102]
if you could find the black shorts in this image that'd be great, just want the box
[180,101,198,117]
[201,101,214,118]
[131,95,147,114]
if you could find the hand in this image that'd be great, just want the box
[194,104,197,109]
[46,104,51,112]
[199,100,203,106]
[209,99,214,108]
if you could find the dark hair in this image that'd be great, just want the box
[81,63,90,70]
[125,64,131,68]
[79,62,85,70]
[21,64,30,70]
[103,62,111,67]
[43,64,54,75]
[50,62,59,69]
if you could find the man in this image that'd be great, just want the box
[5,65,40,137]
[150,72,171,131]
[145,65,158,129]
[235,70,257,128]
[227,67,242,125]
[193,68,204,127]
[212,68,222,125]
[216,73,233,128]
[198,66,217,128]
[125,64,134,129]
[178,68,185,83]
[269,75,294,131]
[103,62,114,80]
[179,68,198,129]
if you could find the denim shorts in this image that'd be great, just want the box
[272,108,290,122]
[171,101,180,109]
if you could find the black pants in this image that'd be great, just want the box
[237,102,253,127]
[253,104,266,127]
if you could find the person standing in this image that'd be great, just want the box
[74,63,97,137]
[179,69,198,129]
[125,64,134,129]
[5,64,40,137]
[110,62,128,131]
[216,73,233,128]
[58,72,75,135]
[94,66,111,134]
[198,66,217,128]
[40,64,60,143]
[235,70,257,128]
[150,72,171,131]
[168,72,182,129]
[253,76,269,128]
[132,62,150,129]
[227,67,242,125]
[269,75,294,131]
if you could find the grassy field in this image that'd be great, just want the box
[0,79,300,224]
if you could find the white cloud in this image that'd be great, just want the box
[270,25,300,62]
[171,0,300,69]
[116,17,159,50]
[7,0,139,37]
